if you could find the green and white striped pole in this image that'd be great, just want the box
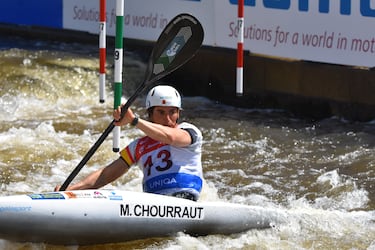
[113,0,124,152]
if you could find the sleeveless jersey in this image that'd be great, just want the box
[120,122,203,199]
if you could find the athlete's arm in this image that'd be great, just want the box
[55,158,129,191]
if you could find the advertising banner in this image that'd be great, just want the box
[219,1,375,68]
[0,0,63,28]
[63,0,215,45]
[62,0,374,67]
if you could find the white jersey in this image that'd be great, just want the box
[120,122,203,199]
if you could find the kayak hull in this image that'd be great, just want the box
[0,190,284,245]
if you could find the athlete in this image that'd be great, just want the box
[55,85,203,201]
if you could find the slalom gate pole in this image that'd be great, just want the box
[236,0,244,96]
[99,0,106,103]
[112,0,124,152]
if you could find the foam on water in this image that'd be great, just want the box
[0,42,374,249]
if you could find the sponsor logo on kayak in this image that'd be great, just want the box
[120,204,204,220]
[64,191,92,199]
[65,192,77,198]
[28,193,65,200]
[93,191,107,199]
[64,191,122,200]
[0,206,32,212]
[109,191,123,201]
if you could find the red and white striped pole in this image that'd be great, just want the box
[99,0,106,103]
[236,0,244,96]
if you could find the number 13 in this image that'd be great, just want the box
[144,150,172,176]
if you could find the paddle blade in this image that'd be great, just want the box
[122,13,204,111]
[147,13,204,83]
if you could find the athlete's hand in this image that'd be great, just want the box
[113,105,136,126]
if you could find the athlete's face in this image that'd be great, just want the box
[151,106,180,127]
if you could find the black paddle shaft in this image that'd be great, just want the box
[59,13,204,191]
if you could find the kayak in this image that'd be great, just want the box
[0,190,285,245]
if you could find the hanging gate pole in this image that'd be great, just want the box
[236,0,244,96]
[112,0,124,152]
[99,0,106,103]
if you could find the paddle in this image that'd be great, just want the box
[59,13,204,191]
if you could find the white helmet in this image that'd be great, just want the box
[145,85,182,109]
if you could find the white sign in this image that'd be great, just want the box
[63,0,215,44]
[216,1,375,68]
[63,0,375,68]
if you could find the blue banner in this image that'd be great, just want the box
[0,0,63,28]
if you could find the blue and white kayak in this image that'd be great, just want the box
[0,190,285,245]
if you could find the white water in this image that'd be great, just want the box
[0,40,374,249]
